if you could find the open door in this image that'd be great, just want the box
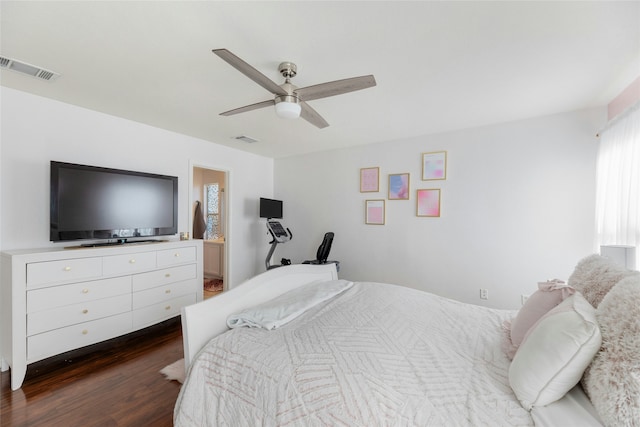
[190,163,229,298]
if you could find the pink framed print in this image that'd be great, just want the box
[365,199,385,225]
[416,189,441,217]
[388,173,410,200]
[422,151,447,180]
[360,167,379,192]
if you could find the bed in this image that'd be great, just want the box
[175,260,639,426]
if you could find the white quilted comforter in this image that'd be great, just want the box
[174,282,533,426]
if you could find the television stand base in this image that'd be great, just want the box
[66,239,168,249]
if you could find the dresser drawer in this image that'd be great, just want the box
[27,312,132,363]
[102,251,156,275]
[157,246,196,267]
[132,264,197,292]
[28,294,131,336]
[132,293,195,329]
[132,279,197,309]
[27,276,131,313]
[26,257,102,288]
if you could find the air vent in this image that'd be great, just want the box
[0,56,60,81]
[233,135,259,143]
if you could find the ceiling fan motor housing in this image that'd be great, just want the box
[275,94,299,105]
[278,62,297,79]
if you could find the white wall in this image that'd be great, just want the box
[274,108,605,309]
[0,87,607,307]
[0,87,273,286]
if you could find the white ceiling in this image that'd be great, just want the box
[1,1,639,159]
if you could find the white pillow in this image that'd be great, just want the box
[509,292,601,410]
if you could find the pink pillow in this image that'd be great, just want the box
[503,280,574,359]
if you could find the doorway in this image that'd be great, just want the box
[191,163,229,299]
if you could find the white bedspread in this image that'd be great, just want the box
[174,282,533,426]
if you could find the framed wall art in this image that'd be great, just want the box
[365,199,385,225]
[416,189,441,217]
[388,173,410,200]
[360,167,379,192]
[422,151,447,180]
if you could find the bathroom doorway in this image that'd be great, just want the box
[191,163,229,299]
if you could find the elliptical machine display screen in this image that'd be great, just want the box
[267,220,290,243]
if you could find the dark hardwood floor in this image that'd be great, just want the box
[1,317,184,427]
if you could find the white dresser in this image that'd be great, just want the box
[0,239,203,390]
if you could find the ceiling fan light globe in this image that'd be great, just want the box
[275,99,301,119]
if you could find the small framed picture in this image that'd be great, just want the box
[365,199,385,225]
[360,167,379,192]
[388,173,410,200]
[416,189,441,217]
[422,151,447,180]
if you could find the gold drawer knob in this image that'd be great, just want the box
[82,309,88,314]
[174,253,180,257]
[165,289,171,294]
[165,305,171,310]
[64,266,72,271]
[165,273,171,278]
[82,329,88,335]
[129,259,136,264]
[82,289,89,294]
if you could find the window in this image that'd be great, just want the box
[204,183,222,239]
[595,103,640,266]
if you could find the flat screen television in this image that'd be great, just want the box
[259,197,283,219]
[50,161,178,243]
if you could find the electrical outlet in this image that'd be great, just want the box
[480,288,489,300]
[521,294,530,305]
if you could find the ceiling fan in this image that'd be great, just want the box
[212,48,376,129]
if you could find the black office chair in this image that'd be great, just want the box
[303,232,334,264]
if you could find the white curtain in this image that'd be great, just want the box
[595,102,640,267]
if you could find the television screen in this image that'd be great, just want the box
[259,197,283,219]
[50,161,178,242]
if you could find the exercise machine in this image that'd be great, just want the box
[265,219,293,270]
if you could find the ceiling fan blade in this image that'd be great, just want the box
[220,99,275,116]
[295,75,376,102]
[300,101,329,129]
[213,49,287,96]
